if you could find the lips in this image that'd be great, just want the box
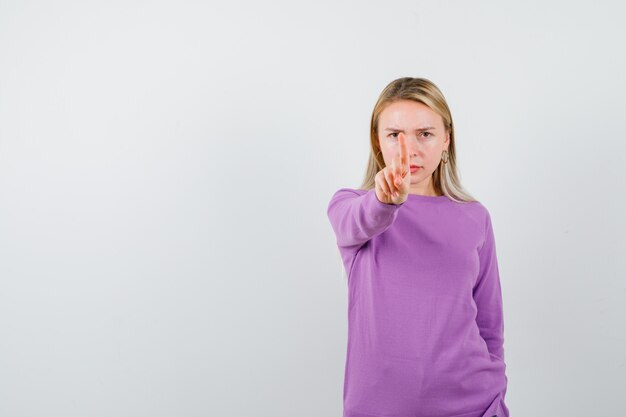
[410,165,422,168]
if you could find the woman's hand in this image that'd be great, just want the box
[375,134,411,205]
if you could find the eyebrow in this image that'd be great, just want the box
[384,126,436,132]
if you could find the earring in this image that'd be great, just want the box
[442,150,449,164]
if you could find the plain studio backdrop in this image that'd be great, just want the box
[1,0,625,416]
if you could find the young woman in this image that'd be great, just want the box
[327,77,509,417]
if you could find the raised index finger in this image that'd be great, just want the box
[398,134,409,175]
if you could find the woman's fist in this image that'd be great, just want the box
[375,134,411,205]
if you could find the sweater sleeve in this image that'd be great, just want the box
[326,188,404,252]
[473,209,506,363]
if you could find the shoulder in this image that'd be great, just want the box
[466,199,490,217]
[454,198,492,233]
[328,187,369,201]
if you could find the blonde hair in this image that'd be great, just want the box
[359,77,477,203]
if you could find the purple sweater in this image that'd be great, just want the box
[327,188,509,417]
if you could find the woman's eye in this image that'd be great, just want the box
[389,133,398,139]
[422,132,432,137]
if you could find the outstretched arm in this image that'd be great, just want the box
[326,188,403,252]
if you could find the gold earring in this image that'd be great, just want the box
[442,150,449,164]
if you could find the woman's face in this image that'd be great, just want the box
[377,99,450,193]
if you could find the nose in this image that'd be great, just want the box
[405,135,420,155]
[397,132,420,158]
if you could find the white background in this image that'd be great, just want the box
[1,1,625,416]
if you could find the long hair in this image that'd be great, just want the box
[359,77,477,203]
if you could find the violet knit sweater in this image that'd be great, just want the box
[327,188,509,417]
